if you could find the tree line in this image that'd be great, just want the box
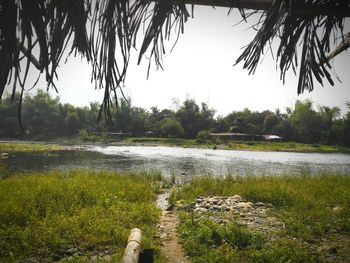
[1,90,350,146]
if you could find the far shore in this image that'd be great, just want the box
[1,137,350,154]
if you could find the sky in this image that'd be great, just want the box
[8,6,350,116]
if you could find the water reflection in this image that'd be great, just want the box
[1,145,350,179]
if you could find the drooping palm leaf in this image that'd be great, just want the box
[0,0,349,123]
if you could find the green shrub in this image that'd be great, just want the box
[0,171,161,262]
[196,130,211,143]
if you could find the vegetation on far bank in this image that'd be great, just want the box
[173,174,350,262]
[121,137,350,153]
[1,138,350,154]
[0,170,162,262]
[0,142,67,153]
[1,90,350,148]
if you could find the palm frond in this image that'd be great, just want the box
[0,0,349,124]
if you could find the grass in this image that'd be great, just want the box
[174,174,350,262]
[2,138,350,154]
[0,170,162,262]
[224,141,350,153]
[118,138,350,153]
[0,142,66,152]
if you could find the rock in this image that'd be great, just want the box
[175,200,185,207]
[212,205,221,211]
[66,247,78,255]
[194,207,208,213]
[236,202,253,209]
[212,199,219,205]
[255,218,265,225]
[255,202,265,207]
[90,255,98,263]
[332,206,343,213]
[222,205,230,211]
[196,196,204,202]
[166,203,175,211]
[317,245,337,255]
[267,203,275,208]
[0,152,8,159]
[232,195,243,201]
[160,233,168,239]
[102,254,112,261]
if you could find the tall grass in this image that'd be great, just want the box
[175,174,350,262]
[0,170,161,262]
[0,142,65,152]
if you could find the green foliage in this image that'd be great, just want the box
[65,112,81,134]
[160,118,184,138]
[178,213,316,263]
[196,130,211,142]
[78,130,107,142]
[0,171,161,262]
[0,142,65,152]
[176,99,215,138]
[176,174,350,262]
[176,174,350,240]
[1,91,350,147]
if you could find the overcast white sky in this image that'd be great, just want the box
[11,6,350,116]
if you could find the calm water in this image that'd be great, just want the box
[2,145,350,181]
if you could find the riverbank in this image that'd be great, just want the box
[1,167,349,262]
[0,170,162,262]
[1,137,350,154]
[171,175,350,262]
[125,137,350,153]
[0,141,70,153]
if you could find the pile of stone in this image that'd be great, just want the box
[178,195,285,234]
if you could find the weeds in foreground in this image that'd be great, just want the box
[175,174,350,262]
[178,213,317,263]
[0,170,161,262]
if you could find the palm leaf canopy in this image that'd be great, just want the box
[0,0,349,120]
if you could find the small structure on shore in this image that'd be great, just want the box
[210,132,283,142]
[263,134,283,142]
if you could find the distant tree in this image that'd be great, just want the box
[263,112,280,133]
[176,99,200,138]
[343,103,350,146]
[160,118,184,138]
[0,94,20,136]
[176,99,215,138]
[22,90,62,135]
[290,100,323,143]
[113,99,132,132]
[196,130,211,143]
[147,107,175,135]
[213,116,229,133]
[65,112,81,134]
[318,106,341,143]
[129,107,149,136]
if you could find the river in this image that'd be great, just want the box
[2,145,350,181]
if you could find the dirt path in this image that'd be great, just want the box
[156,191,188,263]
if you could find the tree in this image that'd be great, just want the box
[1,0,349,122]
[0,94,20,136]
[160,118,184,138]
[176,99,215,138]
[65,112,81,134]
[22,90,62,135]
[289,100,323,143]
[343,103,350,146]
[263,112,280,134]
[318,106,341,143]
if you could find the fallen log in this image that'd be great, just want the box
[121,228,142,263]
